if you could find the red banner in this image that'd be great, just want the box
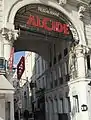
[17,56,25,80]
[8,47,14,71]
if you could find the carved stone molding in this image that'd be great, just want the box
[78,5,86,20]
[75,45,90,57]
[58,0,67,6]
[69,25,79,43]
[1,28,19,45]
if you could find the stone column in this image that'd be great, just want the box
[1,28,19,61]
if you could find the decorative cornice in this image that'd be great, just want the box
[75,45,90,56]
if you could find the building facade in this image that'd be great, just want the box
[0,0,91,120]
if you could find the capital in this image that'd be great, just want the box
[1,28,19,45]
[75,45,90,57]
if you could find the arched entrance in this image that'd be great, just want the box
[13,4,79,120]
[14,4,78,60]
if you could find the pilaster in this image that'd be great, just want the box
[69,44,89,80]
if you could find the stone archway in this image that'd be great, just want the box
[12,4,79,61]
[5,0,81,44]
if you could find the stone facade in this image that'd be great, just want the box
[0,0,91,120]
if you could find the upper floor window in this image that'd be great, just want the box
[73,95,79,113]
[87,55,90,70]
[64,48,68,56]
[58,53,62,61]
[66,97,71,112]
[36,60,40,74]
[58,98,64,113]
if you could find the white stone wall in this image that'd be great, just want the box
[0,0,91,120]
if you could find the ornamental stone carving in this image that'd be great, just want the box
[75,45,90,57]
[78,5,86,19]
[1,28,19,45]
[58,0,67,6]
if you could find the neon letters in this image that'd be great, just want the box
[26,15,69,35]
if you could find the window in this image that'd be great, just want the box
[58,66,62,78]
[52,70,57,87]
[64,61,70,81]
[66,97,71,112]
[53,44,57,64]
[58,98,64,113]
[64,62,68,75]
[54,99,58,113]
[37,60,40,74]
[87,55,90,69]
[42,59,45,71]
[50,72,53,88]
[59,77,63,84]
[42,77,45,88]
[58,66,63,84]
[73,95,79,112]
[64,48,68,56]
[58,53,62,61]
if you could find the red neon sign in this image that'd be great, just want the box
[26,15,69,35]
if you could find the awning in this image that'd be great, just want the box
[0,75,14,94]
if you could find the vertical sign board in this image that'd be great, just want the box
[8,47,14,71]
[17,56,25,80]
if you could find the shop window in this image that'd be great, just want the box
[87,55,90,69]
[64,48,68,56]
[73,95,79,112]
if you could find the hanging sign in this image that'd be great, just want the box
[8,47,14,71]
[26,15,69,35]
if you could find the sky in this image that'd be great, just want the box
[14,51,25,65]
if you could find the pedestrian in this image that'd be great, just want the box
[23,109,29,120]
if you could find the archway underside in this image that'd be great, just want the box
[14,4,76,61]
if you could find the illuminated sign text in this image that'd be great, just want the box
[27,15,69,35]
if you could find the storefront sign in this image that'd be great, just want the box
[27,15,69,35]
